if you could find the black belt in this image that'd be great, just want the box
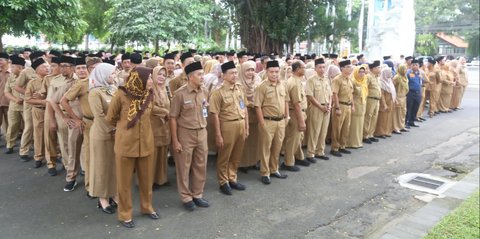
[33,106,46,110]
[264,116,284,121]
[83,116,94,121]
[339,101,352,106]
[368,96,381,100]
[289,109,306,112]
[227,118,244,122]
[320,103,329,106]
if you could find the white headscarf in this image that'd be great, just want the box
[88,63,116,90]
[380,66,397,101]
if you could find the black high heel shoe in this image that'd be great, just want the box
[97,200,115,214]
[109,198,118,209]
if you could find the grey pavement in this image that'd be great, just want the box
[0,68,478,239]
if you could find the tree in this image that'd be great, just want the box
[415,34,438,56]
[0,0,84,51]
[80,0,113,50]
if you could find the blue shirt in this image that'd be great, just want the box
[406,69,422,92]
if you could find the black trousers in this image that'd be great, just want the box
[406,90,422,125]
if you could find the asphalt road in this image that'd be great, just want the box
[0,68,478,239]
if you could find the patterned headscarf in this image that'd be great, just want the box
[119,66,154,128]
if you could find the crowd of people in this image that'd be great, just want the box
[0,48,469,228]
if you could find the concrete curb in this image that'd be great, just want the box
[378,167,479,239]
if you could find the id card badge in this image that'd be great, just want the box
[203,107,208,118]
[239,100,245,110]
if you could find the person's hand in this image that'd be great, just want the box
[173,140,183,153]
[15,98,23,104]
[351,105,355,113]
[335,108,341,116]
[298,122,306,132]
[244,129,249,139]
[49,119,57,132]
[216,134,224,149]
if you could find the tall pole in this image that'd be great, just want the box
[358,0,365,52]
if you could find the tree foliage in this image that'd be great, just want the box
[0,0,84,51]
[415,34,438,56]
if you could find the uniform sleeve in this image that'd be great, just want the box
[4,77,12,93]
[89,89,115,131]
[289,82,301,103]
[38,76,49,95]
[63,82,82,101]
[169,91,182,118]
[16,70,28,87]
[254,85,264,107]
[24,81,34,101]
[106,91,122,126]
[331,77,340,94]
[305,78,314,96]
[208,89,222,114]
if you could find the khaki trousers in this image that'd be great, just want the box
[152,145,169,185]
[306,106,330,157]
[5,109,23,149]
[55,112,69,166]
[174,127,208,203]
[416,87,427,118]
[258,119,285,176]
[0,106,8,138]
[363,98,379,139]
[116,155,154,221]
[65,126,82,182]
[32,107,45,161]
[429,86,441,114]
[44,109,58,168]
[283,111,305,165]
[332,104,351,151]
[82,118,93,190]
[19,104,33,156]
[393,96,407,132]
[216,120,245,185]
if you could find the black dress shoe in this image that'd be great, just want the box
[295,159,310,167]
[363,138,372,144]
[405,125,411,129]
[305,157,317,164]
[408,124,419,127]
[330,150,342,157]
[392,131,401,134]
[144,211,160,220]
[270,171,288,179]
[47,168,57,176]
[5,148,13,154]
[369,137,379,142]
[109,198,118,208]
[315,155,329,160]
[261,176,271,185]
[167,156,175,167]
[375,135,386,139]
[20,155,31,162]
[419,117,426,121]
[219,183,232,195]
[415,118,422,122]
[97,200,115,214]
[229,181,246,191]
[80,170,85,176]
[192,198,210,208]
[183,201,196,211]
[339,148,351,154]
[238,167,249,174]
[280,163,300,172]
[87,193,97,199]
[33,160,43,168]
[400,128,409,132]
[120,220,135,228]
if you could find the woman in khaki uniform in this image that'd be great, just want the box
[106,66,158,228]
[393,64,409,133]
[88,63,118,214]
[374,67,396,138]
[437,61,456,112]
[346,65,368,148]
[151,66,171,187]
[238,61,261,172]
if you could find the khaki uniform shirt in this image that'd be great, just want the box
[89,87,116,141]
[393,76,409,97]
[4,74,23,111]
[45,75,66,100]
[151,88,171,147]
[169,73,188,97]
[63,78,94,118]
[332,74,354,103]
[286,75,307,110]
[305,75,332,105]
[254,80,289,117]
[0,68,10,106]
[170,84,208,129]
[209,82,247,121]
[366,73,381,98]
[25,77,46,108]
[16,67,37,93]
[106,90,154,157]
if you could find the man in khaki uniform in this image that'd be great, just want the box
[331,59,354,157]
[281,60,310,172]
[0,53,10,140]
[305,58,332,161]
[117,53,131,86]
[15,51,45,162]
[4,56,25,154]
[163,53,176,100]
[41,56,62,176]
[254,60,289,185]
[362,60,381,144]
[209,61,248,196]
[169,52,195,96]
[170,61,210,211]
[25,58,49,168]
[60,57,89,192]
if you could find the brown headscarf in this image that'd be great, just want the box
[119,66,154,128]
[152,66,167,106]
[239,61,260,104]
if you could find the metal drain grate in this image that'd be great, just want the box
[407,176,445,189]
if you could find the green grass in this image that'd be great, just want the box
[424,190,480,239]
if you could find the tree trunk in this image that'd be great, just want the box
[0,33,3,52]
[85,34,89,51]
[154,35,159,55]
